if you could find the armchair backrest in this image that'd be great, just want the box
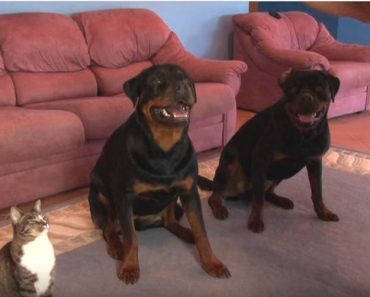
[233,11,322,50]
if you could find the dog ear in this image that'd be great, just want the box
[191,81,197,103]
[278,69,294,89]
[123,76,141,106]
[326,73,340,102]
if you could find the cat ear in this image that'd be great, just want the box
[10,207,23,225]
[33,200,42,213]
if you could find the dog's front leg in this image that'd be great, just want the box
[180,185,231,278]
[248,175,266,233]
[116,194,140,284]
[248,154,269,233]
[307,160,339,222]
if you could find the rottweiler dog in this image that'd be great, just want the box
[88,64,230,284]
[204,69,340,233]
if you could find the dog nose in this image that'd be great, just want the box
[300,93,314,103]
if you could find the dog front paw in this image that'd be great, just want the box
[316,209,339,222]
[118,263,140,284]
[202,260,231,279]
[213,205,229,220]
[248,217,265,233]
[209,200,229,220]
[315,204,339,222]
[208,193,229,220]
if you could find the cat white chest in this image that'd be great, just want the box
[20,231,55,296]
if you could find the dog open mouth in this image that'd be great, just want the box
[150,103,190,125]
[296,111,322,124]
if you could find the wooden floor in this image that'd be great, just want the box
[329,111,370,153]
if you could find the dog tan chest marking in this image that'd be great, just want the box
[133,176,194,194]
[273,152,289,161]
[151,126,185,152]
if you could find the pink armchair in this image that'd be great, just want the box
[233,11,370,117]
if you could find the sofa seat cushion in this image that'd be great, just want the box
[27,97,134,140]
[0,107,85,165]
[330,61,370,92]
[191,83,235,124]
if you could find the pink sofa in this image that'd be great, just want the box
[233,11,370,117]
[0,9,247,209]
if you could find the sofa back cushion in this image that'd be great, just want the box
[0,12,97,104]
[73,9,171,68]
[233,11,320,50]
[0,12,90,72]
[92,61,152,96]
[13,70,97,106]
[0,55,16,106]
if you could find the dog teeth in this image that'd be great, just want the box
[161,109,171,118]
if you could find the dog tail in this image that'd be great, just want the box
[197,175,214,191]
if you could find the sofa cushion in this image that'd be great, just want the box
[329,61,370,93]
[73,9,171,68]
[27,97,134,140]
[92,61,152,96]
[0,107,85,165]
[0,53,16,106]
[12,70,97,106]
[0,74,16,106]
[0,12,90,72]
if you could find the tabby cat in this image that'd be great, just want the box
[0,200,55,297]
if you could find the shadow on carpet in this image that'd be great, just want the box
[55,166,370,297]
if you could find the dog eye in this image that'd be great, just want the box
[288,87,298,94]
[147,77,162,86]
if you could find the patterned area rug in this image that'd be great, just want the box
[0,147,369,255]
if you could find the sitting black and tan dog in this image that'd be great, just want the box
[88,64,230,284]
[204,69,340,233]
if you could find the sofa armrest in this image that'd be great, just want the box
[152,33,247,96]
[311,23,370,63]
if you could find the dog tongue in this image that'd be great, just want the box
[298,113,315,123]
[167,107,188,118]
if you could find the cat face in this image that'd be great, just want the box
[10,200,49,239]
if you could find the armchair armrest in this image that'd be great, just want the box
[311,23,370,63]
[152,33,247,96]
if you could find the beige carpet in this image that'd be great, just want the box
[0,147,369,255]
